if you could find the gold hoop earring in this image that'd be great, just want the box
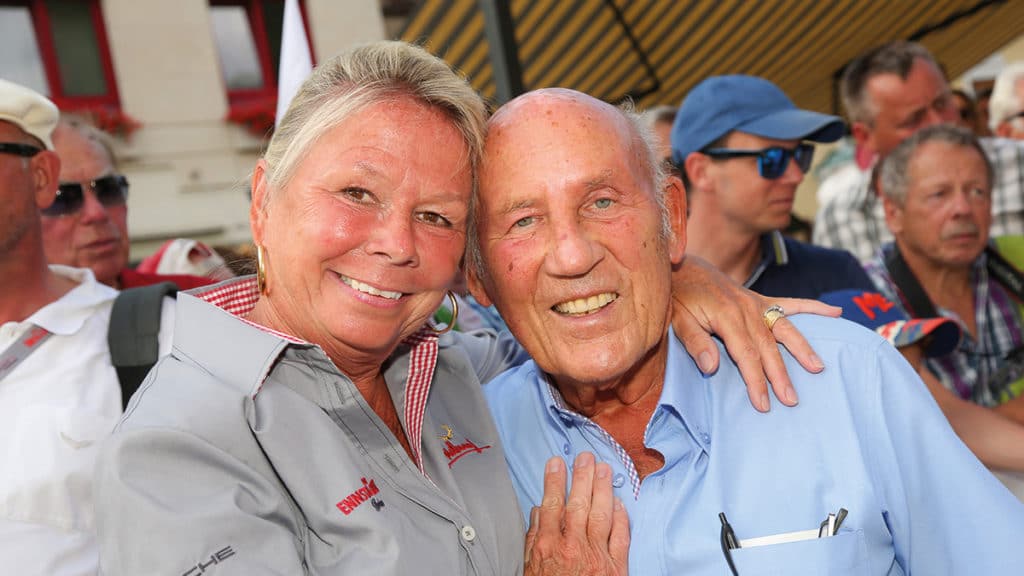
[429,291,459,335]
[256,245,267,295]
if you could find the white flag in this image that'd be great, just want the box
[275,0,313,126]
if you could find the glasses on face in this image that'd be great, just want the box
[702,143,815,180]
[42,174,129,217]
[0,142,43,157]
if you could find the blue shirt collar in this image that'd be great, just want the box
[539,328,713,459]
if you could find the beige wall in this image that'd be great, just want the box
[308,0,386,60]
[97,0,385,259]
[999,35,1024,64]
[104,0,227,124]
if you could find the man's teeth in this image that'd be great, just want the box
[342,276,402,299]
[554,293,617,315]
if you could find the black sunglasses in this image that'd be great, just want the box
[42,174,129,217]
[0,142,43,157]
[702,143,815,180]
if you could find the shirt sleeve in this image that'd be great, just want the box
[448,329,531,385]
[856,339,1024,573]
[811,172,887,262]
[985,138,1024,238]
[95,426,306,575]
[812,195,843,250]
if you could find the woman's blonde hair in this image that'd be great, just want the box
[263,41,487,197]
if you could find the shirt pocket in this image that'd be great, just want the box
[731,530,869,576]
[0,404,118,532]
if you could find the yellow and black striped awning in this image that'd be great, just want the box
[399,0,1024,114]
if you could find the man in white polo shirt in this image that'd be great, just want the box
[0,80,162,575]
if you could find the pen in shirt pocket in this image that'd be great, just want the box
[819,507,849,537]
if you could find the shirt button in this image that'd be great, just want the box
[700,432,711,445]
[562,442,571,455]
[461,525,477,542]
[612,473,625,488]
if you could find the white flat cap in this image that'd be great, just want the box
[0,79,58,150]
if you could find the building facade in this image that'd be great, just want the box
[2,0,388,258]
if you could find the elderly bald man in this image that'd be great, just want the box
[468,88,1024,575]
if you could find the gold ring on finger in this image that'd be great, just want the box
[763,304,786,331]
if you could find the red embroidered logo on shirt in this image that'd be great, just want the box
[442,436,492,468]
[438,425,491,467]
[336,477,381,515]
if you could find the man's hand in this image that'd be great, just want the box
[524,453,629,576]
[670,256,841,412]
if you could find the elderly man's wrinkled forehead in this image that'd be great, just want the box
[487,88,627,140]
[482,88,646,179]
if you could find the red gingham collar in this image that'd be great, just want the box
[194,275,442,474]
[402,330,439,475]
[194,276,306,344]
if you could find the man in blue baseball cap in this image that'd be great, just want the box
[674,75,875,299]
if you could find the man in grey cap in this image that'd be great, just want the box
[0,79,139,575]
[675,75,875,299]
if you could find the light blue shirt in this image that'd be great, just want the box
[485,315,1024,574]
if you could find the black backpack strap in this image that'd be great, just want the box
[883,243,938,319]
[107,282,178,409]
[986,245,1024,304]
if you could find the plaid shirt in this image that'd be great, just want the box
[864,244,1024,407]
[813,137,1024,262]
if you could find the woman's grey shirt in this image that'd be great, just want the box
[94,285,528,575]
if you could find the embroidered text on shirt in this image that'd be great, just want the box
[336,477,382,515]
[443,436,492,468]
[180,545,235,575]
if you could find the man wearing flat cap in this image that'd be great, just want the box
[0,79,126,575]
[675,75,875,299]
